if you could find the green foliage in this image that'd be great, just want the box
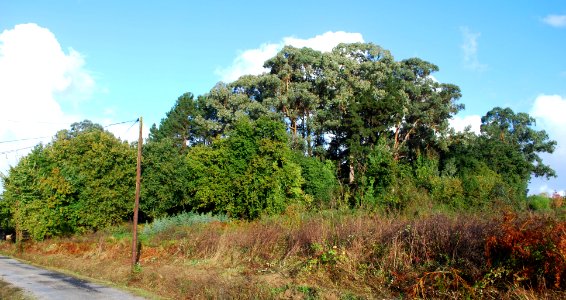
[186,117,305,219]
[1,121,135,240]
[527,194,552,211]
[478,107,556,196]
[0,195,12,232]
[141,137,190,219]
[1,43,559,238]
[149,92,201,149]
[460,164,508,208]
[356,140,397,208]
[429,176,465,208]
[142,211,228,236]
[292,153,338,208]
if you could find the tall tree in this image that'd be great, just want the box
[264,46,324,153]
[478,107,556,193]
[150,92,200,150]
[392,58,463,160]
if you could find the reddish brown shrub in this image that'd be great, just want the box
[552,193,564,209]
[485,213,566,289]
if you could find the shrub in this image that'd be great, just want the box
[293,154,338,208]
[430,176,465,208]
[527,194,552,211]
[142,212,228,237]
[186,118,305,219]
[485,213,566,289]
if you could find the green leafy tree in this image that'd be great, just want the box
[264,46,325,153]
[477,107,556,197]
[141,137,190,219]
[186,117,305,219]
[150,92,201,150]
[292,152,338,208]
[1,121,136,240]
[392,58,463,160]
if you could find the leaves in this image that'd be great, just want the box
[1,122,135,240]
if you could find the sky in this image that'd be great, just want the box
[0,0,565,195]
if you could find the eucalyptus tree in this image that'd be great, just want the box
[477,107,556,195]
[264,46,325,153]
[392,58,463,160]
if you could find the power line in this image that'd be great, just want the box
[3,118,139,128]
[0,146,36,155]
[104,119,139,128]
[0,118,139,157]
[122,119,139,135]
[0,136,50,144]
[0,118,140,145]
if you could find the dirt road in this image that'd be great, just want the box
[0,255,145,299]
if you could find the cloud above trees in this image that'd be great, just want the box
[0,23,94,180]
[529,94,566,195]
[460,27,487,72]
[215,31,364,82]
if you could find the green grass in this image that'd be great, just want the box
[0,279,34,300]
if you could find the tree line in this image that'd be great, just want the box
[0,43,556,240]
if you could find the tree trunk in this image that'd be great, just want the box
[349,155,355,184]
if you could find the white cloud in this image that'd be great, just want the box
[449,114,481,134]
[528,94,566,195]
[460,27,487,72]
[215,43,281,83]
[282,31,364,53]
[215,31,365,82]
[0,23,95,182]
[542,14,566,28]
[535,184,565,197]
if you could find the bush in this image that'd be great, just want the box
[186,118,305,219]
[430,176,465,208]
[485,213,566,290]
[527,194,552,211]
[142,212,228,236]
[293,153,338,208]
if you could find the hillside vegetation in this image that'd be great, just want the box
[0,42,564,298]
[1,207,565,299]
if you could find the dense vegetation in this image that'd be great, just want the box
[1,209,564,299]
[0,42,558,238]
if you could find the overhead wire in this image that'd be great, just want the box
[0,136,50,144]
[0,146,36,155]
[103,119,139,128]
[122,119,139,135]
[0,118,140,156]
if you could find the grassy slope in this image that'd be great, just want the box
[1,208,565,299]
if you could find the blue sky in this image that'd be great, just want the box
[1,0,565,194]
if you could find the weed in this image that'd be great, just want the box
[132,262,142,273]
[142,212,228,237]
[1,209,564,299]
[297,285,318,299]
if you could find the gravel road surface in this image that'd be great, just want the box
[0,255,145,299]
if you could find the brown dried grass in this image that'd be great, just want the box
[1,210,565,299]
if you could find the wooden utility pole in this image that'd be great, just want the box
[132,117,142,269]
